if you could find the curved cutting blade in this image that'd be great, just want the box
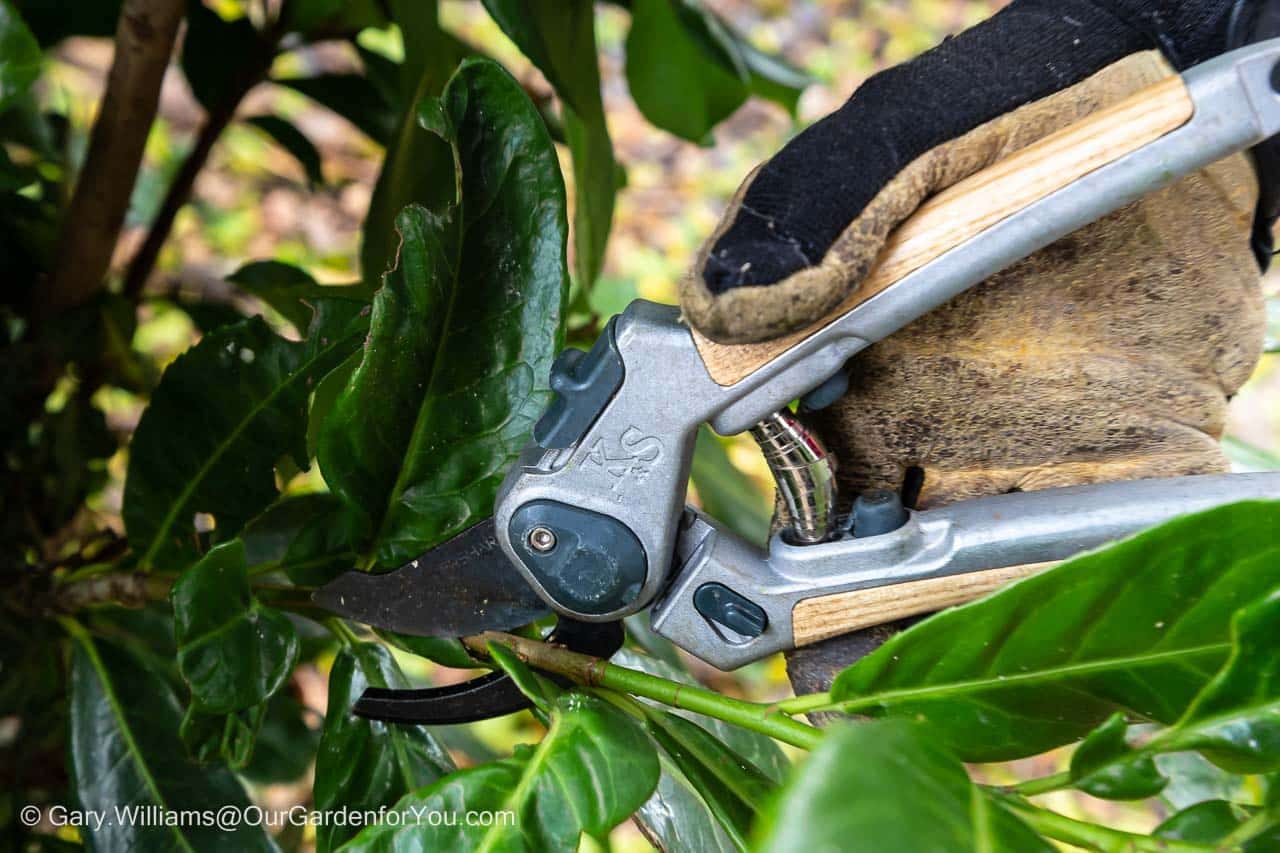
[313,518,549,637]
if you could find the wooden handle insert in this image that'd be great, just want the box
[692,74,1194,386]
[791,562,1059,647]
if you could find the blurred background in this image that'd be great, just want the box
[28,0,1280,848]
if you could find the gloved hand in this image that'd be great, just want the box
[678,0,1277,696]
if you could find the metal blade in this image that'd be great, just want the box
[313,518,550,637]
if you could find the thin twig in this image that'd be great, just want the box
[997,794,1214,852]
[121,16,285,300]
[53,572,172,611]
[465,630,823,749]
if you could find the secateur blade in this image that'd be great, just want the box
[313,518,550,638]
[352,619,624,725]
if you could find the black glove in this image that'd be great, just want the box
[680,0,1280,344]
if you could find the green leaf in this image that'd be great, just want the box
[241,492,360,586]
[241,690,319,784]
[245,114,324,186]
[691,427,770,546]
[358,1,464,283]
[125,315,363,570]
[227,260,373,335]
[0,0,40,114]
[827,501,1280,761]
[182,2,263,110]
[68,631,272,851]
[613,647,785,849]
[275,74,397,144]
[488,640,557,713]
[1068,713,1166,800]
[179,702,267,770]
[736,36,810,117]
[1155,800,1247,844]
[375,629,475,669]
[1154,799,1280,850]
[1157,590,1280,773]
[319,59,569,567]
[172,540,299,713]
[308,348,359,458]
[642,708,775,849]
[342,691,659,851]
[756,720,1050,852]
[481,0,616,289]
[625,0,749,143]
[639,760,741,853]
[314,641,454,853]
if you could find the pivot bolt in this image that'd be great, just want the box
[526,526,557,553]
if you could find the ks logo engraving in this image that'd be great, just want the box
[581,426,663,497]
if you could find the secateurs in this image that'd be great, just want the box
[315,39,1280,724]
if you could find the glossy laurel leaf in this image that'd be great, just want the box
[239,492,361,586]
[318,58,569,568]
[828,501,1280,761]
[124,316,363,570]
[68,632,272,852]
[172,540,299,714]
[342,691,659,852]
[1068,713,1167,800]
[1154,590,1280,774]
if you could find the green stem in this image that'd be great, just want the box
[1006,770,1072,797]
[467,631,822,750]
[327,618,360,649]
[776,692,832,715]
[998,796,1212,852]
[1220,807,1279,848]
[56,615,89,641]
[253,583,330,620]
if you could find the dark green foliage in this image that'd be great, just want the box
[318,59,570,567]
[341,692,660,852]
[172,540,299,713]
[68,632,272,851]
[124,316,360,570]
[1068,714,1167,800]
[313,642,454,852]
[181,1,264,110]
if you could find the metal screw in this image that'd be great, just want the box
[527,526,557,553]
